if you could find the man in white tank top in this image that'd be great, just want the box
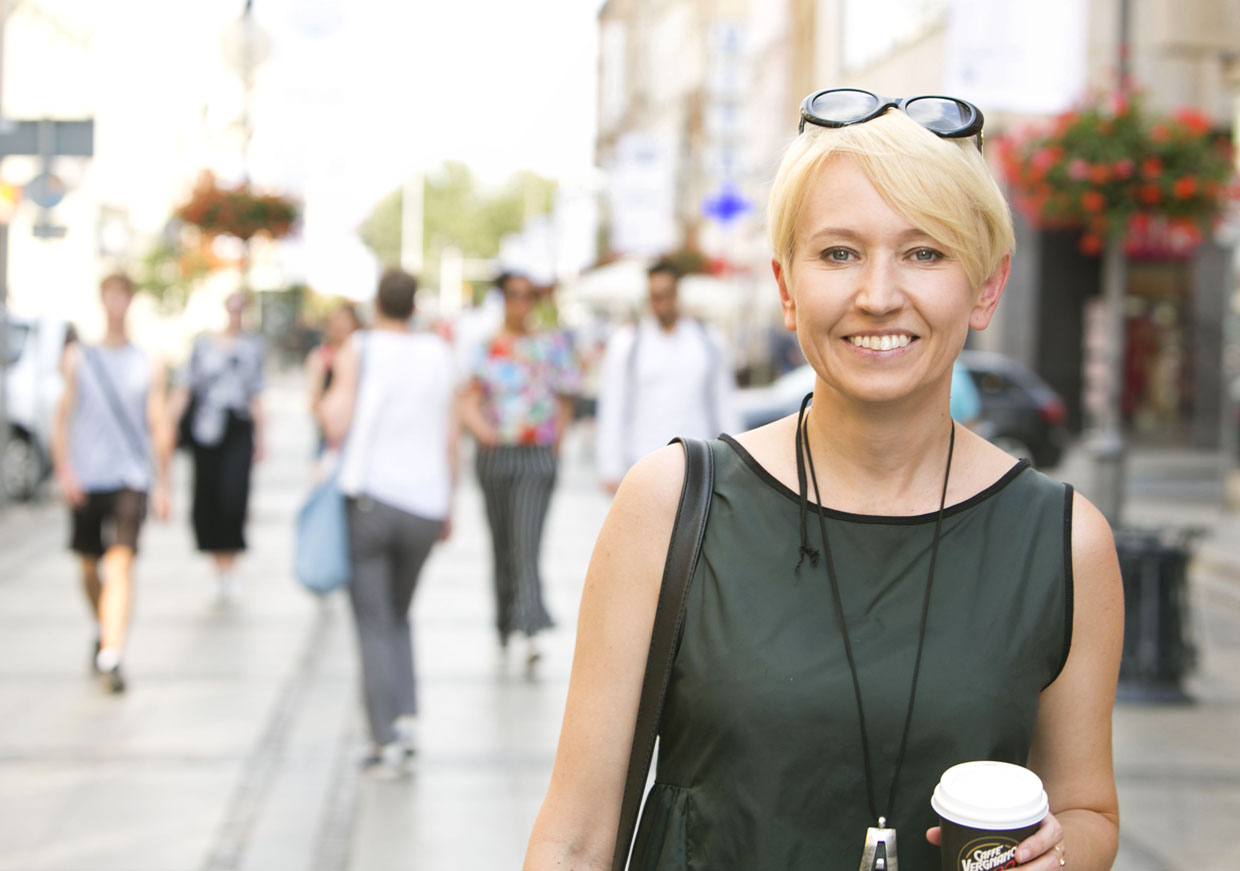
[51,273,172,694]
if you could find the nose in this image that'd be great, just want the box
[854,258,904,316]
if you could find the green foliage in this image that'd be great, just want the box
[136,237,213,311]
[357,161,557,279]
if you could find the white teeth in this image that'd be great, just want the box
[849,335,911,350]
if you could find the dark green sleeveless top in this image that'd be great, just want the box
[630,437,1073,871]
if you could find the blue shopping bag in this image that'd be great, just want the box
[294,472,351,595]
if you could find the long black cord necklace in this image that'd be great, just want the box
[794,398,955,871]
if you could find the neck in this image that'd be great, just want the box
[503,318,529,336]
[102,322,127,346]
[802,390,954,515]
[373,315,410,333]
[655,314,678,332]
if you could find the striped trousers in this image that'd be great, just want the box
[475,444,557,642]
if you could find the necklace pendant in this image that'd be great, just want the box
[859,817,898,871]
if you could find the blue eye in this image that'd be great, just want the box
[821,247,854,262]
[911,248,943,262]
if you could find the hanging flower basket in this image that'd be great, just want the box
[175,173,299,242]
[996,93,1237,257]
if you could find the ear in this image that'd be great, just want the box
[774,259,797,332]
[968,253,1011,331]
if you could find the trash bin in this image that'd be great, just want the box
[1114,527,1201,703]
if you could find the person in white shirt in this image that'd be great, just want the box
[320,268,461,778]
[594,259,740,493]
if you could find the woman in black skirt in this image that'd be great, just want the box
[174,291,265,604]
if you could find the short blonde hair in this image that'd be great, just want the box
[767,109,1014,290]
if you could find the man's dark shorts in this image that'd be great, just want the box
[70,489,148,557]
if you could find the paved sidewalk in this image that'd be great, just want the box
[0,375,1238,869]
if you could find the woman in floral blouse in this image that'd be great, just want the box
[462,273,581,674]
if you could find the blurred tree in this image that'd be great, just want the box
[358,161,556,281]
[137,235,215,311]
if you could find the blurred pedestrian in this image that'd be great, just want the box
[51,272,172,693]
[172,290,265,605]
[460,272,580,673]
[306,300,362,451]
[594,259,739,493]
[526,92,1122,869]
[319,268,460,777]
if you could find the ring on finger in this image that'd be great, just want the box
[1054,843,1065,868]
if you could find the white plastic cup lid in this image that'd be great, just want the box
[930,761,1049,830]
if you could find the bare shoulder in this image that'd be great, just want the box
[1069,491,1120,584]
[610,443,688,537]
[1065,492,1124,632]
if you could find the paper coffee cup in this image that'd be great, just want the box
[931,761,1049,871]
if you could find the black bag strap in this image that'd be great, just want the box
[611,436,714,871]
[81,346,149,468]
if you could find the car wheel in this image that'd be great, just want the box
[2,433,43,502]
[989,434,1037,464]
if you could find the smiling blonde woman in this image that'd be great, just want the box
[524,92,1121,871]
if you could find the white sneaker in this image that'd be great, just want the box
[393,715,418,759]
[522,636,543,678]
[360,742,410,780]
[216,571,243,607]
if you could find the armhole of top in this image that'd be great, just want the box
[1047,484,1076,686]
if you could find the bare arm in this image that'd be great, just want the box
[1020,492,1123,869]
[553,395,574,456]
[249,394,265,462]
[459,382,500,447]
[51,345,84,507]
[524,444,686,870]
[146,358,173,520]
[318,337,359,448]
[306,348,327,424]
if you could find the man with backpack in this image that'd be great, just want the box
[595,259,739,493]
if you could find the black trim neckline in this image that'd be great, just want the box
[719,433,1030,525]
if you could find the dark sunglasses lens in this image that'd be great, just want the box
[809,89,880,123]
[904,97,973,133]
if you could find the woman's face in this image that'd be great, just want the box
[774,156,1006,410]
[326,308,356,344]
[503,277,538,327]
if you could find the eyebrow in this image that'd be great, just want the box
[804,227,935,246]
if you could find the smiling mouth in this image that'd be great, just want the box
[846,334,915,351]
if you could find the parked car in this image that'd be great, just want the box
[958,350,1068,468]
[3,316,68,501]
[734,351,1068,467]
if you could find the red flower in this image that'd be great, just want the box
[1151,123,1171,143]
[1113,158,1135,179]
[1080,191,1107,213]
[1088,165,1112,185]
[1067,159,1090,181]
[1173,176,1199,199]
[1141,158,1164,179]
[1172,108,1212,135]
[1139,184,1163,205]
[1079,234,1104,255]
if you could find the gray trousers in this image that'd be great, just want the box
[475,445,557,643]
[346,495,442,747]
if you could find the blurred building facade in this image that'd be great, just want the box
[595,0,1240,448]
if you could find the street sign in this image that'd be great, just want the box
[0,119,93,158]
[23,172,65,209]
[702,181,751,224]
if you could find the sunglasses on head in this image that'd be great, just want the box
[798,88,984,150]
